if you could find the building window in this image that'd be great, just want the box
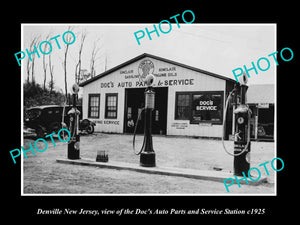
[105,93,118,119]
[175,93,190,120]
[175,91,223,124]
[191,92,223,124]
[88,94,100,118]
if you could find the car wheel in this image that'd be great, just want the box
[50,122,61,133]
[36,127,45,138]
[86,125,94,134]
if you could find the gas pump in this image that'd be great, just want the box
[133,74,156,167]
[67,83,81,160]
[222,73,251,176]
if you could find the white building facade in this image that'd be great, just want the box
[80,53,236,138]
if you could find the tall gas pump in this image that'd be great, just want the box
[222,73,251,176]
[133,74,156,167]
[67,83,81,160]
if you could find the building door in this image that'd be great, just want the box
[124,87,168,134]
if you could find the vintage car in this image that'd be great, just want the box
[24,105,96,137]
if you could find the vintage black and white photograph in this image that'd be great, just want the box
[21,23,276,195]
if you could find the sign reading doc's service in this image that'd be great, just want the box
[191,91,223,124]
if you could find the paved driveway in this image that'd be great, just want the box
[22,132,276,195]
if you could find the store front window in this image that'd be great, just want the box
[105,93,118,119]
[88,94,100,118]
[175,91,223,124]
[175,93,190,120]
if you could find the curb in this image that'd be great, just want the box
[56,158,267,186]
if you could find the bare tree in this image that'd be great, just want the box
[31,36,40,84]
[26,35,40,83]
[75,30,87,84]
[90,38,101,78]
[26,55,31,83]
[42,34,51,91]
[48,52,54,94]
[62,26,74,98]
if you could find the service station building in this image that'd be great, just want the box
[79,53,236,138]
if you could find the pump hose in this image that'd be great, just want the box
[133,107,145,155]
[222,89,251,157]
[61,99,68,140]
[61,98,78,143]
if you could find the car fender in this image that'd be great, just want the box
[82,119,96,126]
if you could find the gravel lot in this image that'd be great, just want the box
[23,132,275,195]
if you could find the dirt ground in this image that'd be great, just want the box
[23,132,276,195]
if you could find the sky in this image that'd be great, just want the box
[22,23,276,94]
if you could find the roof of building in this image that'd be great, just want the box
[247,84,274,104]
[79,53,236,87]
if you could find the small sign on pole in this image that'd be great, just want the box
[258,103,269,108]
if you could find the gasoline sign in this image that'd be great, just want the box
[71,83,80,94]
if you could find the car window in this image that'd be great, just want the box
[26,109,41,119]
